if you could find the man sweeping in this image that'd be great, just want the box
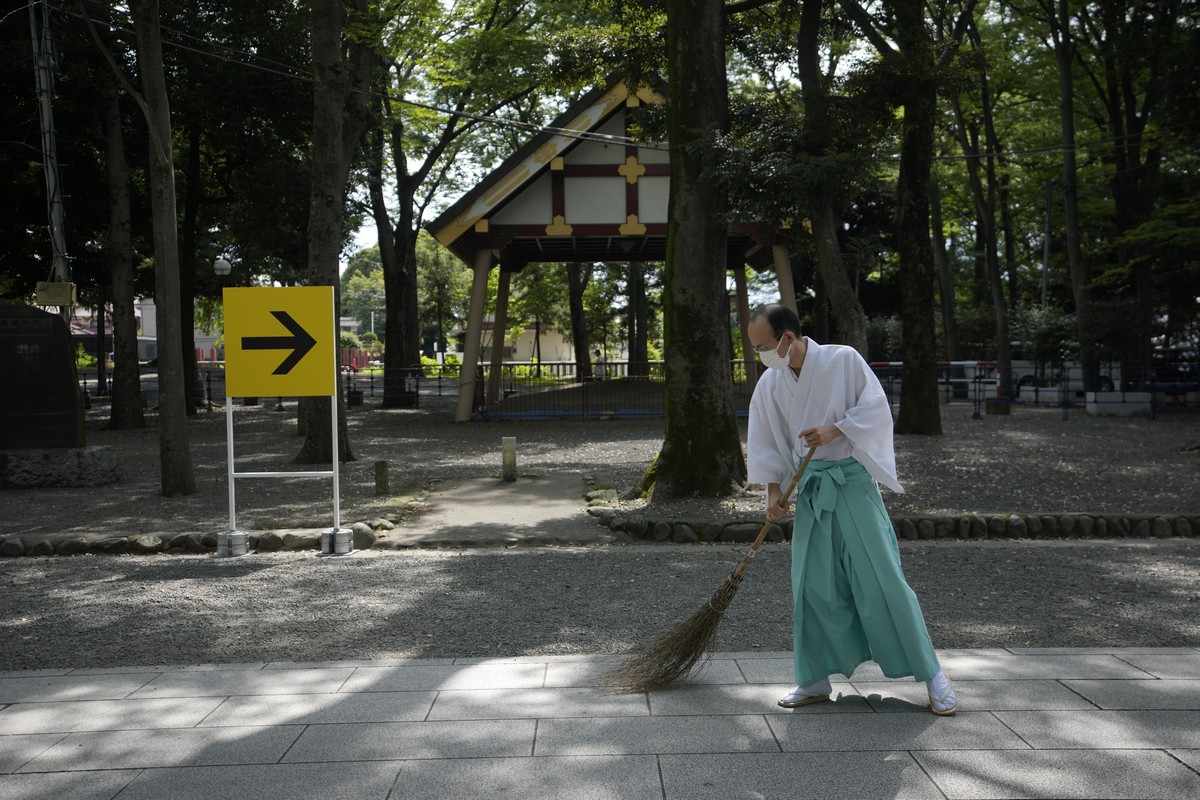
[745,303,957,716]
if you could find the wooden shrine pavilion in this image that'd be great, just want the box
[428,74,797,421]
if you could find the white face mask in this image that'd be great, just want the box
[758,335,792,370]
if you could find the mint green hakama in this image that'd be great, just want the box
[790,456,940,686]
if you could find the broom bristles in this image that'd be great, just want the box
[600,571,745,692]
[602,451,814,694]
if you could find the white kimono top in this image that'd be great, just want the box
[746,338,903,494]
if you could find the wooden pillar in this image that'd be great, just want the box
[732,261,757,393]
[487,265,512,404]
[772,243,798,316]
[455,248,493,422]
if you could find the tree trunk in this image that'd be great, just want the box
[566,262,592,381]
[1051,0,1099,390]
[1093,1,1170,389]
[929,175,961,361]
[102,84,144,430]
[951,96,1011,396]
[894,88,943,435]
[180,123,201,415]
[297,0,373,462]
[809,205,867,354]
[130,0,195,495]
[629,263,650,376]
[798,0,867,355]
[380,116,421,409]
[370,124,416,409]
[642,0,746,499]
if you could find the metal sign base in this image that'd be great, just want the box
[214,530,254,559]
[317,528,354,556]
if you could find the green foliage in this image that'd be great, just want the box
[865,316,903,363]
[75,344,97,370]
[1010,305,1076,365]
[416,233,470,356]
[420,351,460,377]
[341,262,386,336]
[339,331,363,350]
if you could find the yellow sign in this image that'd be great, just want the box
[223,287,335,397]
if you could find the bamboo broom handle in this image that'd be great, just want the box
[730,448,816,581]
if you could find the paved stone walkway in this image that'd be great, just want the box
[3,648,1199,799]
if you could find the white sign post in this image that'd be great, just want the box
[218,286,351,557]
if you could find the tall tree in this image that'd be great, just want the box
[1077,0,1182,386]
[128,0,195,495]
[297,0,376,464]
[1032,0,1100,389]
[565,262,594,381]
[369,0,570,408]
[838,0,978,434]
[950,86,1013,396]
[641,0,746,499]
[796,0,868,355]
[101,81,144,430]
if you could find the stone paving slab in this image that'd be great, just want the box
[767,712,1031,752]
[0,733,63,773]
[110,763,402,800]
[128,667,355,699]
[931,653,1155,680]
[338,662,546,693]
[0,769,142,800]
[1116,653,1200,678]
[913,749,1200,799]
[647,683,866,716]
[0,674,157,704]
[852,679,1097,712]
[534,714,778,756]
[1,650,1199,798]
[996,709,1200,749]
[544,658,746,688]
[1172,749,1200,772]
[1005,646,1200,655]
[658,752,944,800]
[1063,678,1200,709]
[64,663,270,676]
[16,725,302,772]
[426,687,649,720]
[197,690,437,727]
[392,755,662,800]
[0,697,225,735]
[281,719,536,762]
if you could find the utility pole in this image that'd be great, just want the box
[30,0,74,318]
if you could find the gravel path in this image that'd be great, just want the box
[2,540,1199,671]
[1,396,1198,670]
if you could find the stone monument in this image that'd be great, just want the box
[0,305,119,487]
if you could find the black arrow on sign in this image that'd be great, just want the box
[241,311,317,375]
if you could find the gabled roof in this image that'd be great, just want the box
[428,73,776,270]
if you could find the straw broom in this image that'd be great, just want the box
[601,449,816,692]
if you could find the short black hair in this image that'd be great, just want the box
[750,303,800,338]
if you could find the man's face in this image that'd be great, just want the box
[748,317,790,357]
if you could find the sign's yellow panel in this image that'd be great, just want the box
[223,287,335,397]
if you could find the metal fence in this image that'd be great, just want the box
[76,357,1197,420]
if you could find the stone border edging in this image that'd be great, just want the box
[581,478,1200,543]
[4,499,1198,558]
[587,506,1200,544]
